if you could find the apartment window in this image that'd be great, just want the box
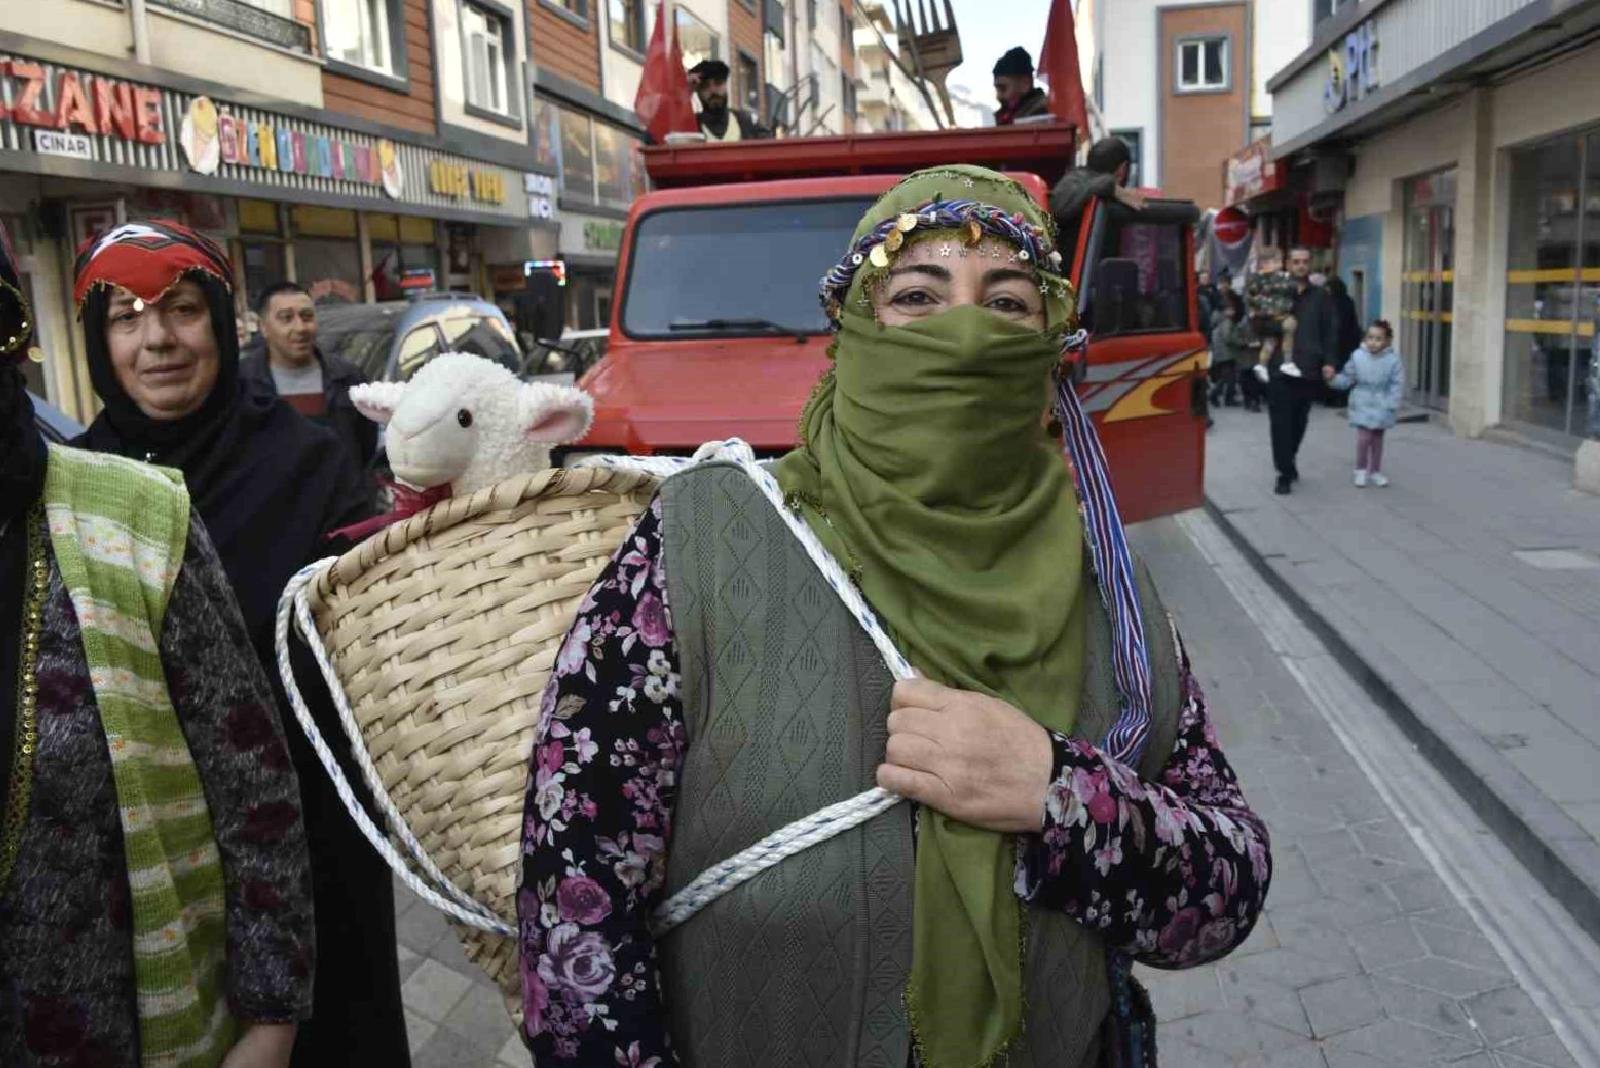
[462,1,513,118]
[608,0,646,53]
[321,0,402,80]
[1176,36,1229,93]
[675,8,721,70]
[841,4,852,54]
[842,72,856,118]
[807,0,817,29]
[542,0,588,23]
[737,50,762,113]
[1111,128,1142,187]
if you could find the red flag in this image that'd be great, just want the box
[633,0,698,143]
[1038,0,1089,143]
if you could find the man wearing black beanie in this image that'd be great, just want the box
[993,46,1049,125]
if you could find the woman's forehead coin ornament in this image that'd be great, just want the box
[132,297,146,313]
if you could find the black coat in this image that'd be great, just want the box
[240,342,379,474]
[1287,282,1340,378]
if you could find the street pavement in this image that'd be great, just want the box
[387,409,1600,1065]
[1203,403,1600,945]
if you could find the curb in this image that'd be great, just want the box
[1203,496,1600,947]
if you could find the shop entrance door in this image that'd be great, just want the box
[1401,170,1457,410]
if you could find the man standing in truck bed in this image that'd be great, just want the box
[688,59,771,142]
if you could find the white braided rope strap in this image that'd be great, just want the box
[274,562,514,935]
[577,442,916,935]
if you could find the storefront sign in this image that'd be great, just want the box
[1224,138,1283,207]
[33,129,93,161]
[582,219,624,254]
[427,160,505,205]
[1324,19,1379,113]
[525,173,557,222]
[0,60,165,144]
[1,52,529,225]
[181,96,401,196]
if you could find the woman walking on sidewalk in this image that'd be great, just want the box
[1324,319,1404,487]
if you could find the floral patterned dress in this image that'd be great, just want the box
[517,499,1271,1066]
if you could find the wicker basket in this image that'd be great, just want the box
[303,465,661,1004]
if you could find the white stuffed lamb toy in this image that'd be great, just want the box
[349,352,594,499]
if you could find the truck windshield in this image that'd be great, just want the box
[622,197,874,338]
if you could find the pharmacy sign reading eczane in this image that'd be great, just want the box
[1324,19,1378,114]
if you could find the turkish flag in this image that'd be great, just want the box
[1038,0,1089,143]
[633,0,698,143]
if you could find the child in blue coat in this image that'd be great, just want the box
[1323,319,1404,487]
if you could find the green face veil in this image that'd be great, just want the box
[772,165,1086,1067]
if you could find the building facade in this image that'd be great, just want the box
[2,0,547,421]
[1085,0,1309,209]
[1267,0,1600,445]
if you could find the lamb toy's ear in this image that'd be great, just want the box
[518,382,595,444]
[349,380,408,426]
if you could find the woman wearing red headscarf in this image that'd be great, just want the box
[0,223,315,1066]
[71,221,411,1067]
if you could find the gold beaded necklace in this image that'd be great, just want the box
[0,501,46,889]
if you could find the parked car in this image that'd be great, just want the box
[315,293,522,383]
[31,390,83,443]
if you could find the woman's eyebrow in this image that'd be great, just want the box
[983,268,1036,286]
[887,264,952,282]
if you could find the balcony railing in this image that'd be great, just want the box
[147,0,314,54]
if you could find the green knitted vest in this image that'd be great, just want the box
[657,464,1182,1068]
[43,444,236,1068]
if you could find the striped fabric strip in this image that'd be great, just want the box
[43,444,236,1068]
[1054,375,1154,767]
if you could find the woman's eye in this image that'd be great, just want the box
[889,289,935,307]
[988,296,1030,314]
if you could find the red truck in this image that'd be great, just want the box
[570,123,1206,524]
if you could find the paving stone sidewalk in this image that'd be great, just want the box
[1127,516,1577,1068]
[1202,405,1600,943]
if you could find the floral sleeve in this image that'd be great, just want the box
[1015,639,1272,970]
[518,498,685,1067]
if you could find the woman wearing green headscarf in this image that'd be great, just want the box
[517,166,1270,1068]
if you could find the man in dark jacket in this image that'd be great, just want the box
[1049,136,1149,249]
[240,282,378,474]
[993,47,1050,125]
[688,59,771,141]
[1268,247,1338,494]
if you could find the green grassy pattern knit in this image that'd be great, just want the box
[42,445,236,1068]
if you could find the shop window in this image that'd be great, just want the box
[1503,134,1598,439]
[241,241,287,326]
[292,205,362,305]
[608,0,647,55]
[532,96,560,170]
[594,123,639,207]
[463,1,515,119]
[675,7,721,70]
[1175,36,1228,94]
[738,51,762,114]
[370,214,441,300]
[321,0,405,82]
[558,107,596,201]
[1081,219,1189,338]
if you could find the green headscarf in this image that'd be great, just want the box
[772,165,1086,1067]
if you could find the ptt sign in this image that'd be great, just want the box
[1324,20,1378,113]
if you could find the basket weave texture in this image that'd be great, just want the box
[307,466,661,1001]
